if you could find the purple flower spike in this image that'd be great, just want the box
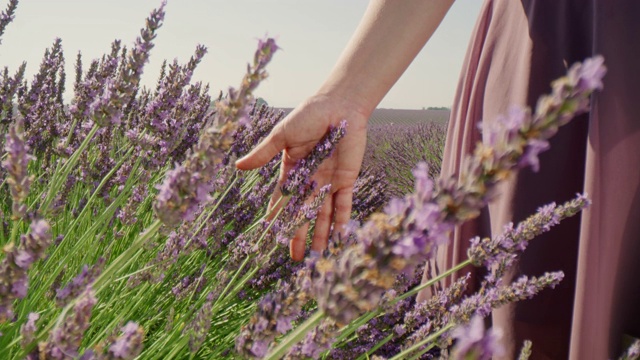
[56,258,105,307]
[3,119,35,219]
[0,0,18,45]
[0,219,52,322]
[236,270,313,358]
[154,164,213,227]
[20,312,40,348]
[468,193,590,269]
[281,120,347,196]
[40,287,97,358]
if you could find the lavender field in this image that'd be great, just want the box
[0,1,633,360]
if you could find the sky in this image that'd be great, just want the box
[0,0,482,110]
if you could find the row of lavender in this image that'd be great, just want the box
[0,1,637,359]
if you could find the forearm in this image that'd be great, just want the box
[317,0,454,117]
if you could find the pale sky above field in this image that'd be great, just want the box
[0,0,482,109]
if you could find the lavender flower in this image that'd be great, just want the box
[0,219,51,321]
[277,184,331,246]
[22,38,65,156]
[285,319,337,360]
[154,163,212,226]
[0,0,18,44]
[56,258,104,307]
[620,339,640,360]
[281,120,346,196]
[0,62,26,120]
[185,293,214,353]
[236,269,313,359]
[404,274,470,332]
[88,1,166,126]
[311,163,452,325]
[449,272,564,323]
[116,1,165,103]
[143,46,208,166]
[227,102,285,162]
[20,312,40,348]
[39,286,97,359]
[107,322,145,359]
[352,167,390,221]
[450,315,504,360]
[3,119,34,219]
[468,193,590,269]
[172,264,207,300]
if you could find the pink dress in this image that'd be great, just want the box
[419,1,640,359]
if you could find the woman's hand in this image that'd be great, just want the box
[236,93,369,261]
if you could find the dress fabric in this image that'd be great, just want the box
[418,1,640,359]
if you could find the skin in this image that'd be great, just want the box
[235,0,455,261]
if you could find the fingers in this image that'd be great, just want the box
[311,196,334,252]
[332,188,353,241]
[235,123,286,170]
[290,222,309,261]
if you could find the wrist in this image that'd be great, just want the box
[315,83,375,123]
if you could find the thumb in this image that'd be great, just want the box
[235,124,286,170]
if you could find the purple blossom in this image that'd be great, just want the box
[0,219,52,321]
[277,184,331,246]
[569,54,606,91]
[56,258,104,306]
[296,320,337,359]
[153,164,213,227]
[108,322,145,359]
[117,1,166,99]
[227,102,285,162]
[20,312,40,347]
[351,167,389,222]
[236,269,313,358]
[21,38,65,157]
[39,287,97,359]
[450,315,504,360]
[3,119,34,219]
[404,274,470,332]
[0,0,18,45]
[450,272,564,323]
[519,138,549,172]
[281,120,347,196]
[468,193,590,268]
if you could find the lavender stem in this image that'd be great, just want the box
[389,323,453,360]
[356,333,395,360]
[213,199,287,308]
[93,219,162,289]
[398,259,472,302]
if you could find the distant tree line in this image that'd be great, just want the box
[423,106,450,110]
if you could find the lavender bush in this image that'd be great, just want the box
[0,1,621,359]
[363,121,446,198]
